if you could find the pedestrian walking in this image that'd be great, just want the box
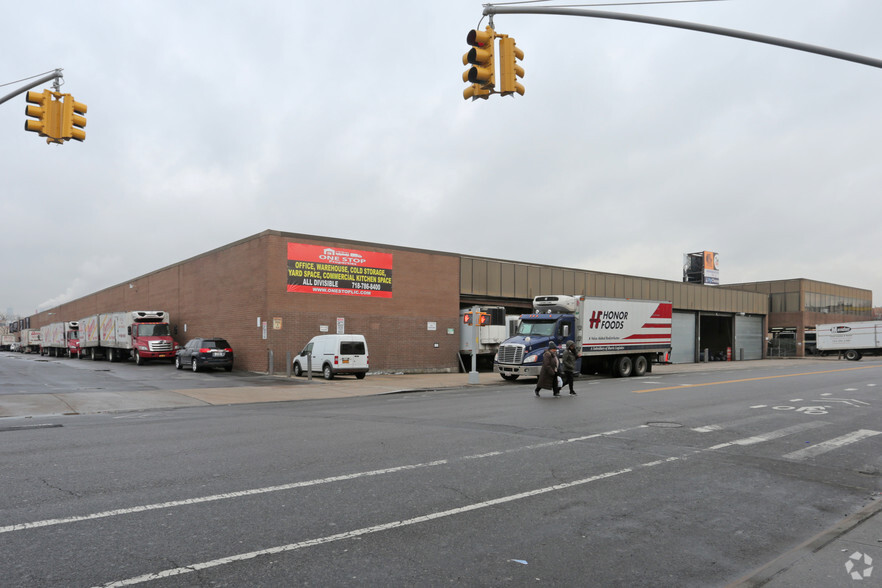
[561,340,577,395]
[534,342,561,397]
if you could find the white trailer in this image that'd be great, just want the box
[1,334,17,351]
[78,311,176,364]
[40,321,80,357]
[20,329,42,354]
[816,320,882,361]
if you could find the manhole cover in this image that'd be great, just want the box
[646,422,683,428]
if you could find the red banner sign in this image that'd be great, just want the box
[287,242,393,298]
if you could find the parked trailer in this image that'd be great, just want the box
[494,295,672,380]
[1,334,18,351]
[19,329,42,354]
[816,320,882,361]
[40,321,80,357]
[78,311,177,364]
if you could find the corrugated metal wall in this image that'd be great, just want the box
[460,257,768,315]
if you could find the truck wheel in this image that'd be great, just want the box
[134,350,144,366]
[500,374,519,381]
[293,362,303,377]
[614,356,633,378]
[323,364,334,380]
[91,348,98,361]
[355,372,366,379]
[632,355,648,377]
[108,348,115,362]
[845,349,862,361]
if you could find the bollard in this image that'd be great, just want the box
[739,348,744,361]
[268,350,274,375]
[307,353,313,381]
[286,351,292,377]
[703,348,709,363]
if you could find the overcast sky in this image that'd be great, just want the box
[2,0,881,317]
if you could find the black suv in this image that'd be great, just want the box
[176,338,234,372]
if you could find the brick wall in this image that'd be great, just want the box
[31,231,462,374]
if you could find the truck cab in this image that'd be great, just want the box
[494,312,576,380]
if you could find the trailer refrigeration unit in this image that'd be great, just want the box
[78,310,177,364]
[40,321,80,357]
[494,295,673,380]
[816,320,882,361]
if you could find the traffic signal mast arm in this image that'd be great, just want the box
[0,69,62,107]
[482,5,882,70]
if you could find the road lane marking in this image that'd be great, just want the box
[0,425,649,535]
[705,422,829,450]
[35,422,882,586]
[633,365,882,394]
[95,458,682,588]
[782,429,882,461]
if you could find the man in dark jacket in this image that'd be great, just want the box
[534,342,560,397]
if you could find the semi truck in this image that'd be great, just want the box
[79,310,177,364]
[816,320,882,361]
[19,329,42,354]
[39,321,80,357]
[494,295,673,380]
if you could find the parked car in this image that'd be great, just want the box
[293,334,369,380]
[175,338,234,372]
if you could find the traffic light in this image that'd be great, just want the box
[463,312,473,325]
[61,95,87,142]
[478,312,490,326]
[498,36,525,96]
[24,90,63,144]
[462,26,496,100]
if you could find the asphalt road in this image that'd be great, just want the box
[1,358,880,587]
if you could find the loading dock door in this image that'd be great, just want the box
[734,315,763,360]
[671,312,696,363]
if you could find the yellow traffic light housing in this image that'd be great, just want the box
[24,90,64,144]
[61,95,87,142]
[478,312,490,326]
[462,26,496,100]
[498,36,525,96]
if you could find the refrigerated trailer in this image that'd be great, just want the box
[39,321,80,357]
[816,320,882,361]
[79,310,177,364]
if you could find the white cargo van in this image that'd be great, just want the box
[293,334,369,380]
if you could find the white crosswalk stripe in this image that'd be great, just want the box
[782,429,882,461]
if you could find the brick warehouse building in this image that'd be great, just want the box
[26,230,872,372]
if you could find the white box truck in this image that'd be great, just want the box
[494,295,673,379]
[19,329,42,354]
[39,321,80,357]
[1,334,18,351]
[816,320,882,361]
[79,310,177,364]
